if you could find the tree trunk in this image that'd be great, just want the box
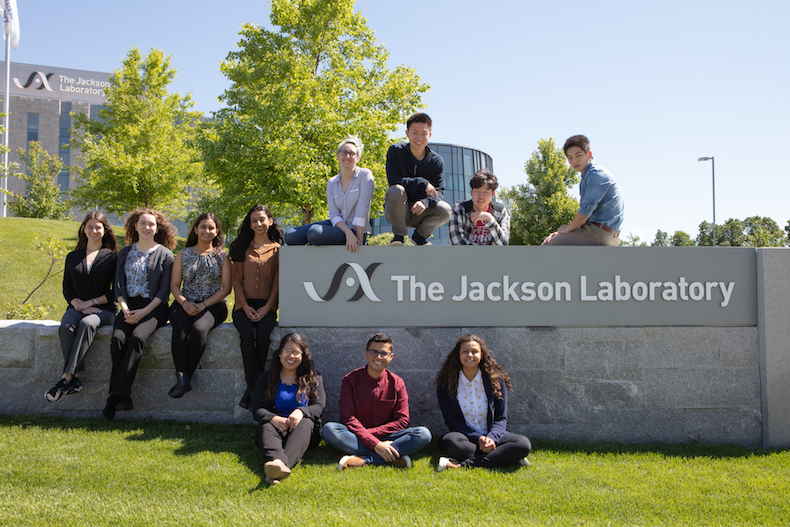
[302,202,312,225]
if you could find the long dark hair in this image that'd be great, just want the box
[263,333,320,403]
[435,334,512,400]
[229,204,283,262]
[75,211,117,251]
[185,212,224,249]
[123,208,177,250]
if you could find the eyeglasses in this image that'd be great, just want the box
[281,350,303,357]
[367,349,391,358]
[338,150,358,157]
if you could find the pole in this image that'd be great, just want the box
[1,37,9,217]
[711,157,716,247]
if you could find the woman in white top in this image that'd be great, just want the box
[284,136,374,252]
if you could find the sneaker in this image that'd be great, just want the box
[66,377,83,395]
[44,378,69,402]
[390,235,404,246]
[337,455,366,470]
[391,455,412,469]
[436,457,460,472]
[519,457,532,467]
[264,459,292,481]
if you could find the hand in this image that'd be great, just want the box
[345,232,360,253]
[270,415,289,434]
[183,301,202,317]
[542,231,559,245]
[73,299,92,311]
[478,436,496,453]
[411,201,426,215]
[124,309,143,325]
[286,409,304,431]
[425,183,437,198]
[373,440,400,463]
[80,306,102,315]
[243,305,259,321]
[470,211,493,224]
[255,305,271,320]
[557,224,574,234]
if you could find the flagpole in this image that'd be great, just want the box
[1,36,9,217]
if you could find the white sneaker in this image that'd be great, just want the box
[436,456,459,472]
[519,457,532,467]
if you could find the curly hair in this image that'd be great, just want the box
[262,333,320,403]
[229,204,283,262]
[435,334,512,400]
[123,208,177,250]
[75,211,117,251]
[185,212,224,250]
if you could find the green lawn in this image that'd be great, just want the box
[2,415,788,526]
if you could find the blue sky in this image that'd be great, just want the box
[11,0,790,242]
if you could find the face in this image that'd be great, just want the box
[471,184,494,212]
[337,143,360,169]
[566,146,592,173]
[249,210,271,236]
[280,340,304,372]
[459,340,482,371]
[365,341,393,374]
[195,218,218,243]
[84,218,105,242]
[406,122,431,150]
[135,213,157,240]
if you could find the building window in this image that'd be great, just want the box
[58,102,72,191]
[27,113,39,144]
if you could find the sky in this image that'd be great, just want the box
[9,0,790,242]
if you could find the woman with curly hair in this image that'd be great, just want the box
[229,204,282,409]
[168,212,231,398]
[104,208,176,419]
[251,333,325,485]
[435,334,532,470]
[45,211,118,402]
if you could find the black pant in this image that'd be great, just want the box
[232,298,276,392]
[109,297,168,398]
[169,301,227,377]
[59,307,115,376]
[255,418,317,468]
[439,431,532,468]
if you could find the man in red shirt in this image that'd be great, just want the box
[321,333,432,469]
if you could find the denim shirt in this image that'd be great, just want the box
[579,162,624,232]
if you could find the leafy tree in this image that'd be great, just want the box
[670,230,695,246]
[69,47,203,219]
[198,0,428,228]
[743,216,785,247]
[5,142,70,220]
[500,138,579,245]
[620,233,647,247]
[651,230,669,247]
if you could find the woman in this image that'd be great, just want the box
[168,213,231,398]
[229,204,282,409]
[435,334,532,470]
[104,208,176,419]
[251,333,325,485]
[45,212,118,402]
[284,136,374,252]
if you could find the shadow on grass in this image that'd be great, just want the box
[534,439,785,459]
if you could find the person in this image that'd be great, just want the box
[384,112,452,246]
[321,333,432,469]
[251,333,325,485]
[168,213,232,398]
[229,204,282,409]
[449,168,510,245]
[45,212,118,402]
[284,136,374,252]
[104,208,176,419]
[542,134,624,246]
[435,334,532,471]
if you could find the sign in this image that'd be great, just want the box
[279,246,758,327]
[1,62,109,104]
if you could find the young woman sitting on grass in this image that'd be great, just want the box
[435,334,532,471]
[46,211,118,402]
[167,213,232,398]
[251,333,325,485]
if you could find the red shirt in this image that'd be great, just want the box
[471,204,492,245]
[339,367,410,450]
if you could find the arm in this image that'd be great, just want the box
[437,386,482,443]
[487,206,511,245]
[63,251,78,306]
[385,145,430,198]
[262,249,279,313]
[486,377,508,444]
[327,177,344,227]
[339,374,381,451]
[251,374,277,424]
[449,203,472,245]
[231,259,248,311]
[366,375,410,438]
[150,247,174,304]
[297,374,326,421]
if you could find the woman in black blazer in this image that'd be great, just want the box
[103,208,176,419]
[45,212,118,402]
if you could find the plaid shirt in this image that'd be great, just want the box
[449,199,510,245]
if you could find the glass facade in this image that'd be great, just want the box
[58,102,71,191]
[26,113,39,144]
[370,142,494,245]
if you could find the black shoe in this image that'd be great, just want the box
[66,377,83,395]
[239,390,251,410]
[44,378,69,402]
[168,372,192,398]
[411,231,429,246]
[103,394,120,420]
[115,396,133,412]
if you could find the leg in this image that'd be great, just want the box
[185,303,226,376]
[475,433,532,468]
[384,185,409,237]
[169,302,193,374]
[280,418,316,468]
[250,310,276,389]
[365,426,432,464]
[306,220,348,246]
[546,223,619,246]
[233,306,259,392]
[284,222,313,246]
[439,431,478,463]
[321,422,371,457]
[257,421,287,463]
[109,304,167,398]
[412,200,452,242]
[60,308,114,376]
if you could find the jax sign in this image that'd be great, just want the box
[279,246,757,327]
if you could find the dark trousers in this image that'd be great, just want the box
[59,307,115,376]
[232,298,276,393]
[169,301,227,377]
[439,431,532,468]
[255,418,316,468]
[109,297,168,398]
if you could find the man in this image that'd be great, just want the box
[384,112,452,245]
[449,168,510,245]
[543,135,624,246]
[321,333,432,469]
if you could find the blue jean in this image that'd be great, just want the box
[321,422,432,465]
[285,220,365,246]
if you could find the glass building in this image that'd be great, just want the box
[370,142,494,245]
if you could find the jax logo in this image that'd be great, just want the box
[303,262,383,302]
[13,72,55,92]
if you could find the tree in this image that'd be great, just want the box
[500,138,579,245]
[743,216,785,247]
[670,230,694,246]
[198,0,428,229]
[5,142,70,220]
[651,230,669,247]
[69,47,203,219]
[621,233,646,247]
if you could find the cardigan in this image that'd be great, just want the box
[437,372,508,444]
[115,244,174,304]
[62,248,118,312]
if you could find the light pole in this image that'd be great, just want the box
[698,156,716,246]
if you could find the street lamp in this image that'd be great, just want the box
[698,156,716,246]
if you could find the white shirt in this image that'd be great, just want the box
[326,167,375,233]
[457,370,487,435]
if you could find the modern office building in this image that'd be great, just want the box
[369,142,494,245]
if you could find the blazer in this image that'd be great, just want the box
[63,248,117,312]
[251,372,326,428]
[115,244,174,303]
[437,372,508,444]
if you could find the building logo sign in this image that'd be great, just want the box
[13,71,54,91]
[303,262,383,302]
[4,62,109,104]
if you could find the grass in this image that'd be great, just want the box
[2,415,789,526]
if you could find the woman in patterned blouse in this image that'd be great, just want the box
[167,213,232,398]
[435,334,532,470]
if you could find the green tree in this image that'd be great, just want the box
[5,142,70,220]
[69,47,203,219]
[500,138,579,245]
[651,229,669,247]
[198,0,428,228]
[743,216,785,247]
[670,230,695,246]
